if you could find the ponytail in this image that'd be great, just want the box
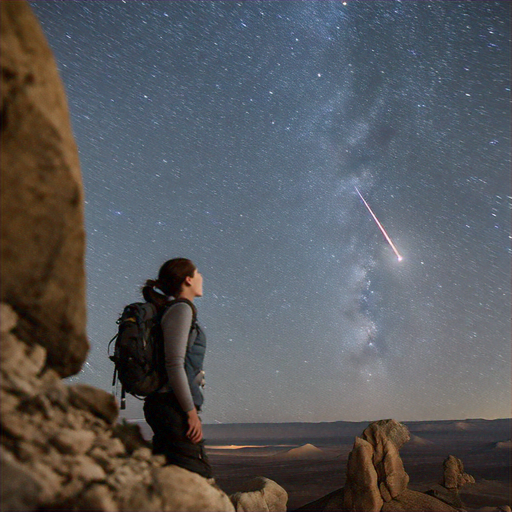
[142,279,168,309]
[142,258,197,308]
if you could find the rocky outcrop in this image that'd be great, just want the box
[343,419,410,511]
[230,477,288,511]
[0,304,235,511]
[298,419,462,512]
[1,0,87,378]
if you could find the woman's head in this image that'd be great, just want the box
[142,258,202,306]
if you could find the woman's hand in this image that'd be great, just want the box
[186,408,203,444]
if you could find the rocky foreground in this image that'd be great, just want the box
[1,2,510,512]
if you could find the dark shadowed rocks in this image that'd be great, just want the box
[381,489,462,512]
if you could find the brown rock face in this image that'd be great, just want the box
[0,0,87,377]
[342,420,410,511]
[343,436,383,512]
[362,419,410,501]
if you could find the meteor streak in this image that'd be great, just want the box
[355,186,403,262]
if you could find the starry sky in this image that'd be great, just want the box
[30,0,511,424]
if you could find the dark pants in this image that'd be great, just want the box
[143,392,213,479]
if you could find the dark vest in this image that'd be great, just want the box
[185,319,207,409]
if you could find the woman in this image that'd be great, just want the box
[142,258,212,479]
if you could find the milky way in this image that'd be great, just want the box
[30,0,511,423]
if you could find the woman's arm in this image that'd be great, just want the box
[161,303,202,442]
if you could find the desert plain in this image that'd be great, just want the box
[137,418,511,511]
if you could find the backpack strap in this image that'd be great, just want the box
[162,298,197,324]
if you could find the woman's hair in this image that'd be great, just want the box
[142,258,196,307]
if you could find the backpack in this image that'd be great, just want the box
[108,299,195,409]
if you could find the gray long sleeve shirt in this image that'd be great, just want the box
[158,302,195,412]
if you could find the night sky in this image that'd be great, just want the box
[30,1,511,424]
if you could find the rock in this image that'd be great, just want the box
[29,460,65,505]
[442,455,475,490]
[112,419,151,454]
[0,324,47,391]
[132,447,153,461]
[75,484,118,512]
[1,0,87,378]
[68,384,119,425]
[342,436,383,512]
[0,303,18,334]
[230,476,288,511]
[362,419,410,501]
[424,455,474,509]
[0,447,42,511]
[122,465,235,512]
[50,428,96,455]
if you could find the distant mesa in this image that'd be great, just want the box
[277,443,326,459]
[454,421,471,431]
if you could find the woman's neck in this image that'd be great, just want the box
[177,290,195,302]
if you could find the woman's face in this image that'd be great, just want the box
[188,269,203,297]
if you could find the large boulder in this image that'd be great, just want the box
[121,465,235,512]
[0,304,236,512]
[0,0,87,377]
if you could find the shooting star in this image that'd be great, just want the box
[355,186,403,262]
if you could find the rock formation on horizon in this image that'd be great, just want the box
[0,3,286,511]
[297,419,469,512]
